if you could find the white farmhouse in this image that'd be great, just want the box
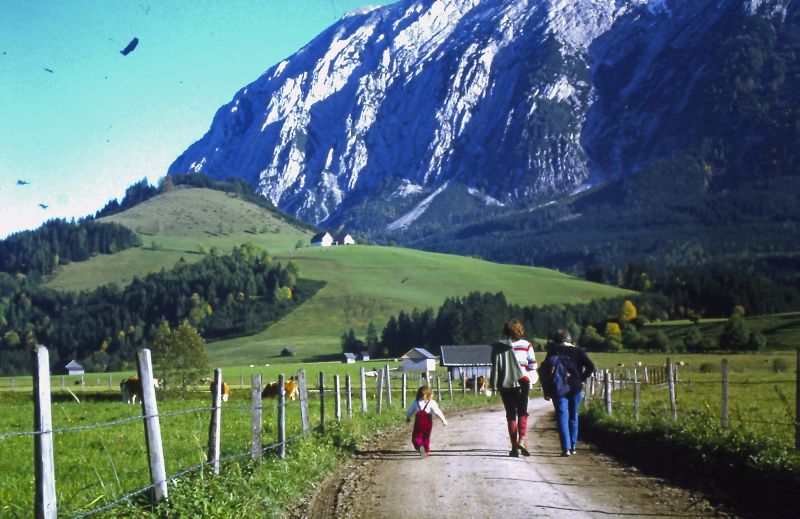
[401,348,437,373]
[335,232,356,245]
[310,232,334,247]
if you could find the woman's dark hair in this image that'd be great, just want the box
[552,329,572,343]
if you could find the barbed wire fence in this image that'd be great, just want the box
[4,347,490,518]
[582,352,800,446]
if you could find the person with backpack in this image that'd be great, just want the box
[489,319,539,457]
[539,329,595,457]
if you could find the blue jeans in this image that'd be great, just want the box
[551,391,583,453]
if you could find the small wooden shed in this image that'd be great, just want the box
[439,345,492,380]
[61,359,85,376]
[401,348,437,372]
[343,352,357,364]
[359,351,370,361]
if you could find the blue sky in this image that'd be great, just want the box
[0,0,391,238]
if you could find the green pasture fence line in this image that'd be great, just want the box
[10,347,496,518]
[585,352,800,451]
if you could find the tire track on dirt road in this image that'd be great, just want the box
[304,397,728,518]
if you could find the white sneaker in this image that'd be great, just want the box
[561,451,571,457]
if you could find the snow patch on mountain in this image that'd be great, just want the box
[386,182,450,231]
[391,180,424,199]
[468,187,505,207]
[545,76,576,102]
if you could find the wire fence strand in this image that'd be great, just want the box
[72,430,309,518]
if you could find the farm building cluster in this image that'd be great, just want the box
[342,346,491,381]
[310,232,355,247]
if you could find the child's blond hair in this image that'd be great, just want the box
[415,385,433,401]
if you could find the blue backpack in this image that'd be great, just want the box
[538,354,572,398]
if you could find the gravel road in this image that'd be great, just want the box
[303,397,728,518]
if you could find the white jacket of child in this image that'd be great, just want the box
[405,399,448,425]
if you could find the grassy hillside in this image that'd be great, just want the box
[644,312,800,352]
[43,186,630,365]
[209,245,631,364]
[46,187,313,291]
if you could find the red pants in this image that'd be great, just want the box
[411,410,433,454]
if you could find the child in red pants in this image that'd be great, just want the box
[405,385,448,457]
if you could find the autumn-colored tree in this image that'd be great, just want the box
[604,322,622,338]
[620,300,638,322]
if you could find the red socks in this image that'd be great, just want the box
[517,415,528,442]
[507,420,518,446]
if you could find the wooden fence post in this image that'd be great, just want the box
[345,374,353,418]
[33,345,57,519]
[136,349,168,502]
[318,372,325,433]
[278,374,286,459]
[60,376,64,392]
[644,366,649,384]
[667,360,677,421]
[402,373,407,409]
[472,375,478,396]
[384,364,392,407]
[436,375,441,401]
[108,374,113,390]
[721,359,729,429]
[461,376,467,397]
[298,369,310,432]
[604,370,612,415]
[447,372,453,400]
[251,374,262,462]
[633,382,640,421]
[240,373,244,390]
[360,367,368,414]
[376,369,384,415]
[334,375,341,421]
[208,368,222,475]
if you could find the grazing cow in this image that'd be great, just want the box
[465,375,490,396]
[120,376,163,404]
[201,377,231,402]
[262,376,299,400]
[213,380,231,402]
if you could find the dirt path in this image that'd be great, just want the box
[304,397,728,518]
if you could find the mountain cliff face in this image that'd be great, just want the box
[169,0,797,238]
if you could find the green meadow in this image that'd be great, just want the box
[585,351,798,448]
[644,312,800,351]
[0,362,492,518]
[41,186,630,365]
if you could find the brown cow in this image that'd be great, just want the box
[201,377,231,402]
[465,375,490,396]
[120,376,163,404]
[262,376,298,401]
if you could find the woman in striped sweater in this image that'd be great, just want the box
[490,319,539,457]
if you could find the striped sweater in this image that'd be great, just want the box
[510,339,538,383]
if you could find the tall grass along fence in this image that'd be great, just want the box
[3,346,488,518]
[583,351,799,451]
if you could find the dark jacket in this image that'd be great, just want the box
[489,340,525,390]
[542,342,595,396]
